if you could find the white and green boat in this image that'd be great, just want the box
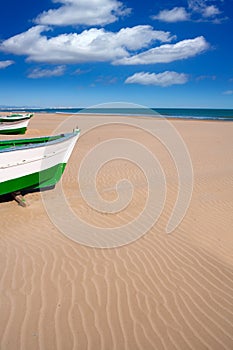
[8,113,34,119]
[0,113,34,134]
[0,129,80,196]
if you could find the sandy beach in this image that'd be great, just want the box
[0,113,233,350]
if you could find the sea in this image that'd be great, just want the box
[1,107,233,121]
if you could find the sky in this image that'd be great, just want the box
[0,0,233,108]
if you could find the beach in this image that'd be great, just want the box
[0,113,233,350]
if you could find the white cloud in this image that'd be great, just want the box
[114,36,209,65]
[125,71,188,87]
[114,26,175,50]
[152,7,190,22]
[202,5,221,17]
[188,0,221,18]
[223,90,233,95]
[28,65,66,78]
[73,68,91,75]
[153,1,222,23]
[0,25,173,64]
[35,0,131,26]
[0,60,14,69]
[196,74,216,81]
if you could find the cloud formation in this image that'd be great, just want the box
[35,0,131,26]
[188,0,221,18]
[153,0,222,23]
[114,36,209,65]
[0,60,14,69]
[152,7,190,22]
[0,25,174,64]
[28,65,66,78]
[196,74,216,81]
[223,90,233,95]
[125,71,188,86]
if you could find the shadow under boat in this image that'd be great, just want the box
[0,185,56,206]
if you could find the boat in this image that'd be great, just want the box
[0,113,34,134]
[0,118,31,135]
[0,129,80,196]
[7,112,34,119]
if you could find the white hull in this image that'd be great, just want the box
[0,132,79,183]
[0,119,30,132]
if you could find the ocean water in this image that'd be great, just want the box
[1,107,233,121]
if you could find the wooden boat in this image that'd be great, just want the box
[0,118,31,135]
[0,129,80,196]
[7,113,34,119]
[0,113,34,134]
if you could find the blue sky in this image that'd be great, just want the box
[0,0,232,108]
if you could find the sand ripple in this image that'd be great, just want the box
[0,115,233,349]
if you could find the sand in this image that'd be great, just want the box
[0,113,233,350]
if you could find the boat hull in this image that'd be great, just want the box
[0,119,30,134]
[0,162,66,195]
[0,130,80,195]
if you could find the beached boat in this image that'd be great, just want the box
[7,113,34,119]
[0,129,80,196]
[0,118,31,135]
[0,113,34,134]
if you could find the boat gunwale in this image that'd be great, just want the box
[9,113,33,117]
[0,129,80,154]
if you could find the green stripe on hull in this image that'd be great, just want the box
[0,127,27,135]
[0,134,64,149]
[0,163,66,196]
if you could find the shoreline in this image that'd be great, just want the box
[1,108,233,121]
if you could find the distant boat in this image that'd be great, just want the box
[7,113,34,119]
[0,113,34,134]
[0,129,80,196]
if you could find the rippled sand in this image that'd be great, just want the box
[0,113,233,350]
